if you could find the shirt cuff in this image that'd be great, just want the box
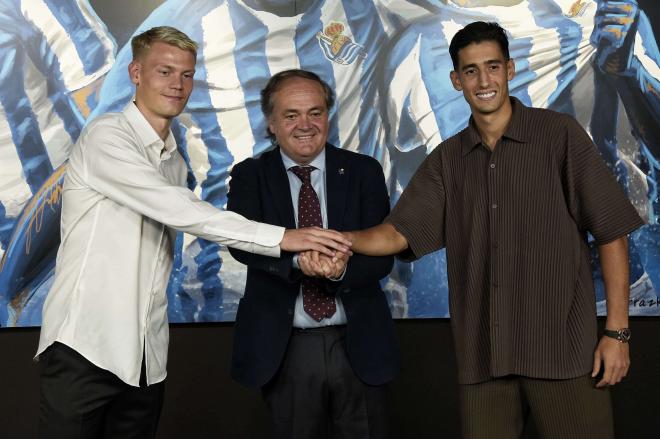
[328,265,347,282]
[249,223,285,258]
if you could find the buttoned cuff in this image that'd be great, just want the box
[249,223,285,258]
[328,265,347,281]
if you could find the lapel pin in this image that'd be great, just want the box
[338,168,344,175]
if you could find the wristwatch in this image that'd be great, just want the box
[603,328,631,343]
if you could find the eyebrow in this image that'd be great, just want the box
[461,59,503,71]
[155,64,196,74]
[283,106,326,113]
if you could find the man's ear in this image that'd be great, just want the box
[506,58,515,81]
[128,60,140,86]
[450,70,462,91]
[267,116,276,137]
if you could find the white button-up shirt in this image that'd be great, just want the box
[36,102,284,386]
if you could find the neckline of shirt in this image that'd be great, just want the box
[123,101,177,160]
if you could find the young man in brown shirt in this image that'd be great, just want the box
[346,21,643,438]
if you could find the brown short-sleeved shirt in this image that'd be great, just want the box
[387,98,644,384]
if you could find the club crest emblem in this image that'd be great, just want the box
[316,22,367,65]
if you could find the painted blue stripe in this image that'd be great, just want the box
[87,42,133,121]
[0,202,13,249]
[417,20,471,139]
[384,25,420,149]
[4,0,86,146]
[0,46,53,193]
[529,0,580,115]
[158,3,234,206]
[396,93,421,152]
[44,0,110,76]
[508,35,534,107]
[227,0,272,157]
[343,0,385,158]
[295,2,341,148]
[29,31,87,143]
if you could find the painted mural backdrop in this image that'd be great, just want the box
[0,0,658,327]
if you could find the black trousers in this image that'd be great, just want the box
[262,326,390,439]
[459,374,614,439]
[38,342,164,439]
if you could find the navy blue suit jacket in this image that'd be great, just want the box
[227,144,399,388]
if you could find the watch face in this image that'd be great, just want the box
[620,328,632,342]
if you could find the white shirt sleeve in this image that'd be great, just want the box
[80,120,284,257]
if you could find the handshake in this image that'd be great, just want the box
[280,227,356,279]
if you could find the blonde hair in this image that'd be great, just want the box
[131,26,198,60]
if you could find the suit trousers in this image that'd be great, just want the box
[38,342,164,439]
[261,326,389,439]
[459,374,614,439]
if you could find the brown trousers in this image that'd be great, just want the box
[459,374,614,439]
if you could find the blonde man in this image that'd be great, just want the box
[36,26,349,439]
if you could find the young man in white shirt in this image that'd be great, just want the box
[36,26,350,439]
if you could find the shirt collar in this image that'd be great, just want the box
[123,101,177,159]
[460,96,529,156]
[280,146,326,173]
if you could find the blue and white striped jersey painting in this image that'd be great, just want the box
[0,0,658,327]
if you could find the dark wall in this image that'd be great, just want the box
[1,318,658,438]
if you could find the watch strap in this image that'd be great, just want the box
[603,328,631,343]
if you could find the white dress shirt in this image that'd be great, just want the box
[36,102,284,386]
[280,149,347,329]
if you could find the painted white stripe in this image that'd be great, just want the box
[388,35,440,154]
[202,4,255,168]
[375,0,437,36]
[0,105,33,219]
[177,112,210,196]
[246,6,302,75]
[493,4,562,108]
[320,1,362,152]
[77,0,116,75]
[23,55,73,169]
[524,29,563,108]
[634,30,660,80]
[20,0,99,91]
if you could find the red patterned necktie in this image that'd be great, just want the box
[290,165,336,321]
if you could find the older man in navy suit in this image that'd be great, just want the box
[227,69,399,439]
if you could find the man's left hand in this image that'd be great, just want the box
[591,336,630,388]
[299,250,347,279]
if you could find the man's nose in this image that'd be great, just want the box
[297,115,311,129]
[170,75,183,89]
[478,69,489,87]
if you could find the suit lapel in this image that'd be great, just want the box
[324,144,348,230]
[265,148,297,229]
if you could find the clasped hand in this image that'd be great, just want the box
[299,250,348,280]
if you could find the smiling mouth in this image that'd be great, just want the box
[295,134,314,141]
[476,91,496,100]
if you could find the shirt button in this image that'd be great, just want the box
[489,163,496,169]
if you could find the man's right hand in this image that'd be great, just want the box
[281,227,352,257]
[299,250,348,279]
